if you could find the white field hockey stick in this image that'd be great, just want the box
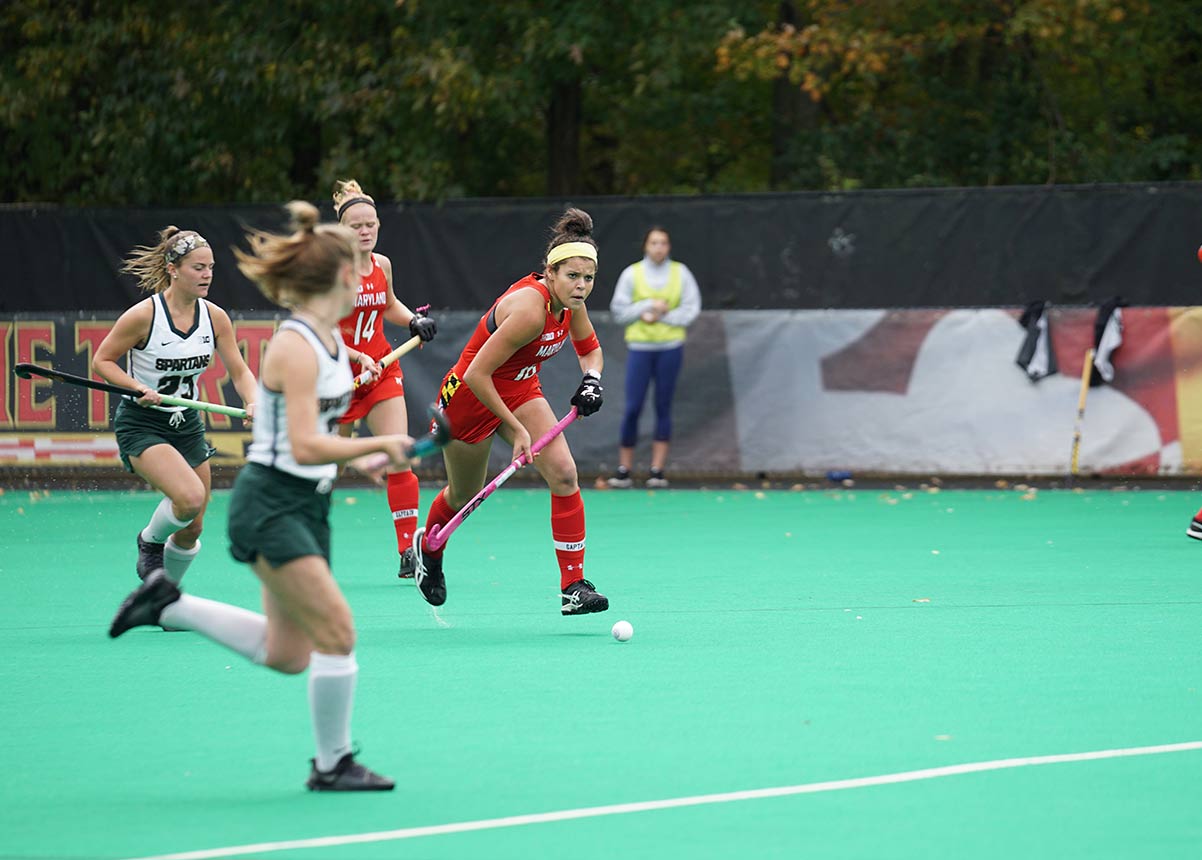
[353,334,422,389]
[423,407,579,552]
[14,362,248,419]
[1066,347,1095,486]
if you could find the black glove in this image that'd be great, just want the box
[409,311,437,342]
[570,373,603,416]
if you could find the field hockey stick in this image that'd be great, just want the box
[407,408,453,461]
[1066,347,1095,486]
[424,407,579,552]
[357,407,453,474]
[14,363,248,419]
[352,305,433,388]
[353,335,422,388]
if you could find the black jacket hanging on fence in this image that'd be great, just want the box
[1090,297,1126,386]
[1016,300,1057,381]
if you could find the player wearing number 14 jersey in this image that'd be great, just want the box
[332,180,437,580]
[93,227,257,589]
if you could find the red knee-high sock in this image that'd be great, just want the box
[421,487,457,558]
[551,490,586,590]
[387,470,420,555]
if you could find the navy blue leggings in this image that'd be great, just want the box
[619,345,684,447]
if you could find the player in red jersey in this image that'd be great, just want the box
[411,208,607,616]
[332,180,437,579]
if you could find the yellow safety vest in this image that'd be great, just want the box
[625,261,686,344]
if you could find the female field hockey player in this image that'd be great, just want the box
[93,227,257,584]
[411,207,608,616]
[332,179,437,580]
[110,201,415,791]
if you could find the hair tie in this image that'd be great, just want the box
[336,197,376,221]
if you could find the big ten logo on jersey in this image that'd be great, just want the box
[514,365,537,381]
[534,334,566,359]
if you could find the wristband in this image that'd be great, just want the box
[573,332,601,356]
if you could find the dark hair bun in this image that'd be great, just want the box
[553,207,593,238]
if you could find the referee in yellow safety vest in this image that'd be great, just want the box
[607,226,701,489]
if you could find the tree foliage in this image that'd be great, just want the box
[718,0,1202,188]
[2,0,1201,204]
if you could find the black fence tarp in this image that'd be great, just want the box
[4,183,1202,313]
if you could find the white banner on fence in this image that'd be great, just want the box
[724,309,1163,475]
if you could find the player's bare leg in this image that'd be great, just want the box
[509,398,607,616]
[413,437,491,606]
[364,397,421,579]
[130,444,208,581]
[255,556,394,791]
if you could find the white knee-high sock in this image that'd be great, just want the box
[309,651,358,771]
[159,595,267,664]
[162,537,200,584]
[142,497,191,544]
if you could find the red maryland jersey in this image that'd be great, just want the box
[338,253,393,363]
[451,273,572,392]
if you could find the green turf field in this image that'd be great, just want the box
[1,484,1200,859]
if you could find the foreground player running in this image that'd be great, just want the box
[412,207,607,615]
[110,201,414,791]
[332,179,437,580]
[93,227,256,585]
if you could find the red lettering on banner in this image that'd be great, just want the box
[197,358,232,429]
[16,322,56,427]
[237,322,278,379]
[0,321,11,426]
[75,322,115,428]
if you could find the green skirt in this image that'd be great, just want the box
[227,462,333,567]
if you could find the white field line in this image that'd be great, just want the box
[123,740,1202,860]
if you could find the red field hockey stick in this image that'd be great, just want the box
[423,408,578,552]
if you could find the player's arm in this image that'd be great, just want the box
[568,306,604,416]
[268,330,411,467]
[568,306,603,379]
[92,300,162,405]
[210,305,257,418]
[379,254,437,341]
[463,290,544,443]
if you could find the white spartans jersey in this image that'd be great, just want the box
[246,318,352,483]
[127,293,214,412]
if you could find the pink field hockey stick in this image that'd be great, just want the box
[423,407,579,552]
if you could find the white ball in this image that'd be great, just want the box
[611,620,633,642]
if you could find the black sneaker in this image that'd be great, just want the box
[1188,517,1202,541]
[305,752,395,792]
[412,527,446,606]
[136,532,166,581]
[561,578,609,615]
[607,467,633,489]
[109,569,181,638]
[397,547,416,580]
[645,469,669,489]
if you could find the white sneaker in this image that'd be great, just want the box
[607,468,633,489]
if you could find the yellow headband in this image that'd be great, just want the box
[546,241,598,267]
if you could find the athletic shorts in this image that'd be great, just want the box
[227,462,333,567]
[113,401,215,474]
[338,362,404,424]
[438,369,544,445]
